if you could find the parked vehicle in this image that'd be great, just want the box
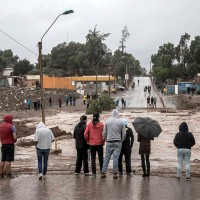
[116,84,125,91]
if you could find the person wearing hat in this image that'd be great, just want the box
[84,113,104,175]
[118,119,134,177]
[0,115,17,179]
[101,109,126,179]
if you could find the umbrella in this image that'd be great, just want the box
[132,117,162,138]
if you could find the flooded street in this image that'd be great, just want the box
[0,175,200,200]
[1,77,200,199]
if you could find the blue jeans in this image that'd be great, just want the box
[177,149,191,178]
[37,148,50,175]
[102,141,122,174]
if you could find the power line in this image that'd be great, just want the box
[0,29,38,56]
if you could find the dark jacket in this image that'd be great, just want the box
[173,122,195,149]
[137,134,153,155]
[73,121,88,149]
[0,115,15,144]
[122,127,134,148]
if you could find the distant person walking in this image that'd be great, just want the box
[101,109,126,179]
[138,134,153,177]
[74,115,89,175]
[138,80,140,85]
[84,114,104,175]
[49,97,52,107]
[73,96,76,106]
[118,119,134,177]
[59,97,62,108]
[65,95,69,106]
[150,96,154,107]
[173,122,195,181]
[34,122,55,180]
[69,95,73,106]
[27,98,31,110]
[121,98,125,109]
[153,97,157,108]
[0,115,17,178]
[147,96,150,107]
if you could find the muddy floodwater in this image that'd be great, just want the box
[1,79,200,199]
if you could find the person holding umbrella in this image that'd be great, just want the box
[173,122,195,181]
[137,134,153,177]
[132,117,162,177]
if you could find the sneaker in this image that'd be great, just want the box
[127,173,133,177]
[84,173,91,176]
[74,173,80,175]
[119,172,123,176]
[101,173,106,178]
[43,175,47,179]
[187,177,191,181]
[176,176,180,180]
[146,173,150,177]
[142,174,147,177]
[38,173,42,180]
[113,173,118,179]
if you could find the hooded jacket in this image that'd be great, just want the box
[74,121,88,149]
[173,122,195,149]
[34,122,55,149]
[0,115,15,144]
[84,120,104,146]
[103,109,126,142]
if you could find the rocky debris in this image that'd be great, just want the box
[16,124,72,147]
[0,87,78,112]
[171,94,200,109]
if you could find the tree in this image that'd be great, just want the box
[175,33,191,73]
[190,36,200,64]
[119,26,130,53]
[85,26,110,68]
[0,49,19,68]
[13,59,34,76]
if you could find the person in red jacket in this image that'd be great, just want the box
[0,115,17,178]
[84,113,104,175]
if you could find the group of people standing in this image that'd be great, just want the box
[74,109,134,178]
[146,96,157,108]
[0,112,196,181]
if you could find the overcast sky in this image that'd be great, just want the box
[1,0,200,71]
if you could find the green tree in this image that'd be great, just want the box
[13,59,34,76]
[190,36,200,64]
[85,26,110,68]
[175,33,191,78]
[0,49,19,68]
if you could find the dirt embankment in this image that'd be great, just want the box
[0,87,78,112]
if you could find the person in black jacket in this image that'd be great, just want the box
[118,119,134,177]
[73,115,89,175]
[173,122,195,180]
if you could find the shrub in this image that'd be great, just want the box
[197,90,200,95]
[86,94,115,114]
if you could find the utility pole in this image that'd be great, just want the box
[125,64,128,89]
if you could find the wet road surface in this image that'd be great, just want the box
[0,175,200,200]
[125,77,163,108]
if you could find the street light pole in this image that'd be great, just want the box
[96,57,104,98]
[38,10,74,123]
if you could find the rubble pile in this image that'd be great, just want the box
[0,87,77,111]
[172,95,200,109]
[16,124,72,147]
